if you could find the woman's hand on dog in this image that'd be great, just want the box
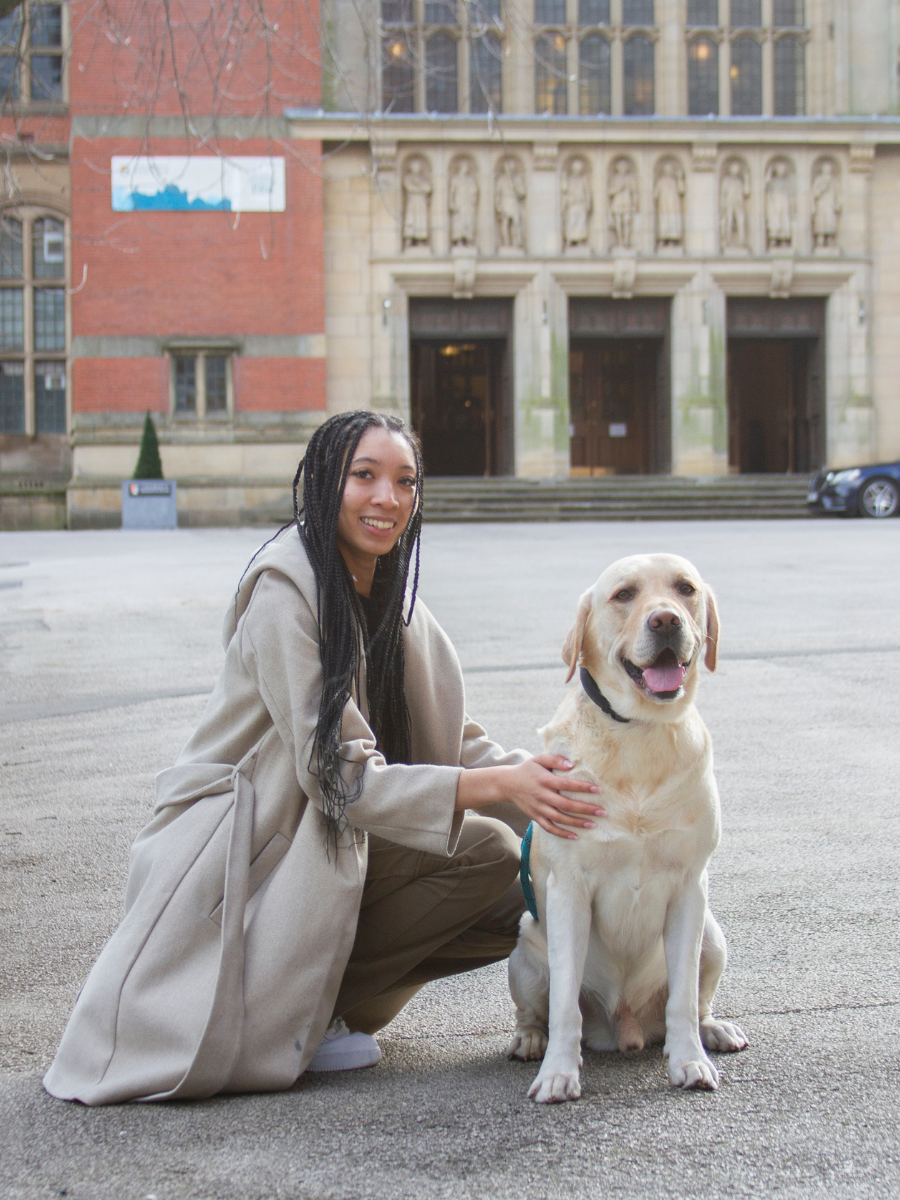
[456,754,605,839]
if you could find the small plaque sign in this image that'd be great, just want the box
[128,481,172,497]
[609,423,628,438]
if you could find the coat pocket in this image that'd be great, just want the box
[209,831,291,927]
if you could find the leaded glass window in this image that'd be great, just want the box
[730,0,760,26]
[535,0,566,23]
[34,360,64,432]
[579,34,610,113]
[578,0,610,23]
[204,356,228,415]
[535,33,567,114]
[425,32,457,112]
[471,33,502,113]
[688,35,718,115]
[623,35,654,114]
[687,0,717,24]
[0,217,22,278]
[382,32,415,112]
[0,361,24,432]
[34,287,64,351]
[730,35,761,114]
[174,357,197,414]
[773,0,803,26]
[32,217,63,278]
[0,288,23,350]
[622,0,653,24]
[774,36,804,114]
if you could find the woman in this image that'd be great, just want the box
[44,411,603,1105]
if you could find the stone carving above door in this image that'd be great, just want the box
[448,156,479,249]
[654,157,684,250]
[561,156,593,249]
[494,156,526,252]
[402,155,433,250]
[765,157,795,251]
[811,157,841,251]
[607,156,638,251]
[720,158,751,252]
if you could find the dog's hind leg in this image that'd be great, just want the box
[507,915,550,1061]
[698,910,749,1054]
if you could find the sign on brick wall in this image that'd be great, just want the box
[111,156,286,213]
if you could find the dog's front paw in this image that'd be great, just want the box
[700,1017,748,1054]
[666,1047,719,1091]
[528,1062,582,1104]
[508,1026,548,1061]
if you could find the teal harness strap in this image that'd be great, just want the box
[519,821,539,921]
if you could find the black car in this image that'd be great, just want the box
[807,461,900,518]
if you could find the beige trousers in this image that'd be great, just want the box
[335,813,525,1034]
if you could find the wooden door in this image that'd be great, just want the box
[728,338,815,473]
[411,339,506,476]
[569,338,659,474]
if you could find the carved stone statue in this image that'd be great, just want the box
[402,158,432,248]
[765,160,793,249]
[562,159,592,247]
[720,160,750,249]
[449,159,479,247]
[811,160,841,249]
[654,159,684,247]
[495,160,525,249]
[608,158,637,250]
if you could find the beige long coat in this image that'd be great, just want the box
[43,527,525,1105]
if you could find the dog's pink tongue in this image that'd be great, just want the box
[642,662,686,693]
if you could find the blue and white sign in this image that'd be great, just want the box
[111,156,286,213]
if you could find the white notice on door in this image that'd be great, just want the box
[609,423,627,438]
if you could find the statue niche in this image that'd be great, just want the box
[402,156,433,249]
[607,157,638,251]
[765,158,794,251]
[720,159,751,251]
[448,157,479,248]
[654,157,684,249]
[811,158,841,250]
[494,157,526,251]
[561,157,593,249]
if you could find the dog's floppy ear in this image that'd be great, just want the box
[562,590,593,683]
[704,587,720,673]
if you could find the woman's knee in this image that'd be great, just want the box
[457,813,521,886]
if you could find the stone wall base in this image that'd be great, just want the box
[67,482,294,530]
[0,488,67,531]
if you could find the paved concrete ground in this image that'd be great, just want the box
[1,519,899,1200]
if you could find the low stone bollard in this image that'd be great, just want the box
[121,480,178,529]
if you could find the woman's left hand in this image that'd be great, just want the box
[455,754,605,839]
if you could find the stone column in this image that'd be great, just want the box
[671,270,728,476]
[515,270,569,477]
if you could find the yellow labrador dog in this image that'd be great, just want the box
[508,553,747,1104]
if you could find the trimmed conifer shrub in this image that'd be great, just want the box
[133,413,164,480]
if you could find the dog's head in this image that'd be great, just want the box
[562,554,719,721]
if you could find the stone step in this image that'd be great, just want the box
[421,475,812,521]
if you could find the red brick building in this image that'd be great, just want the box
[0,1,327,528]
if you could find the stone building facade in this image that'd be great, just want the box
[299,0,900,481]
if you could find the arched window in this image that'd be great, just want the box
[382,33,415,112]
[0,208,66,435]
[688,35,718,115]
[773,36,804,114]
[579,34,610,113]
[687,0,717,23]
[426,32,458,112]
[471,32,502,113]
[535,0,565,23]
[730,0,760,25]
[535,33,567,115]
[578,0,609,23]
[622,0,653,23]
[730,35,761,114]
[773,0,803,26]
[623,35,654,115]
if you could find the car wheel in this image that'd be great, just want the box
[858,477,900,518]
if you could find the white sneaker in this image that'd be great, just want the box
[306,1017,381,1073]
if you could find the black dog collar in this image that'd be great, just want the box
[580,667,631,724]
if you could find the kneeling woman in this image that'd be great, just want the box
[44,411,603,1105]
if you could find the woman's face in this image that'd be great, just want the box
[336,427,418,583]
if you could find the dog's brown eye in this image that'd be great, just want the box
[677,583,696,596]
[613,588,634,602]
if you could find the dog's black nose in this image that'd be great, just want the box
[648,609,681,632]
